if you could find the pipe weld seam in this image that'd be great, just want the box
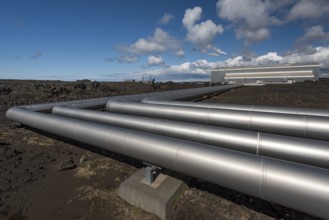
[206,108,211,125]
[249,111,253,130]
[303,115,307,138]
[256,133,260,155]
[258,157,265,199]
[122,130,134,155]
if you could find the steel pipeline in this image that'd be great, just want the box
[18,85,238,112]
[53,106,329,169]
[6,84,329,218]
[142,98,329,117]
[106,101,329,142]
[5,107,329,219]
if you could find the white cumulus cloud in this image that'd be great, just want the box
[117,28,183,57]
[292,25,329,55]
[147,55,165,66]
[288,0,329,20]
[297,25,329,45]
[255,52,283,66]
[217,0,329,45]
[182,6,224,54]
[207,46,227,56]
[283,47,329,68]
[217,0,276,44]
[217,0,277,28]
[217,0,286,44]
[105,55,139,64]
[223,49,329,68]
[236,27,271,44]
[127,38,166,54]
[174,50,185,57]
[224,56,244,66]
[159,13,175,25]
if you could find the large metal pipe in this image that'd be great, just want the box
[19,85,238,112]
[53,106,329,169]
[5,107,329,219]
[142,98,329,117]
[106,101,329,142]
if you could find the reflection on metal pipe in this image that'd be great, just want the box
[53,106,329,169]
[142,98,329,117]
[106,101,329,142]
[5,107,329,219]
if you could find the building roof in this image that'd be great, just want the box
[213,63,320,72]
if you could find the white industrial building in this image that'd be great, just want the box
[211,63,320,84]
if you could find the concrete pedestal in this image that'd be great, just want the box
[118,168,189,220]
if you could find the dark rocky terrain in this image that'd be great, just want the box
[1,79,328,220]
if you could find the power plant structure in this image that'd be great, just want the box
[211,63,320,84]
[6,85,329,219]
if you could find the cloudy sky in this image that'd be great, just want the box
[1,0,329,81]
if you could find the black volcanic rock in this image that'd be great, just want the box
[0,86,12,95]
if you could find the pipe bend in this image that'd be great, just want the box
[5,106,27,120]
[52,105,68,114]
[105,100,116,110]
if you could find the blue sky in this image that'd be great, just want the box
[1,0,329,81]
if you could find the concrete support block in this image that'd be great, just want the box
[118,168,190,220]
